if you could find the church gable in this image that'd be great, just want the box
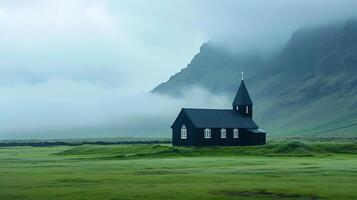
[171,109,195,129]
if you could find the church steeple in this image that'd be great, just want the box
[232,72,253,118]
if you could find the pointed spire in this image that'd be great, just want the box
[232,78,253,106]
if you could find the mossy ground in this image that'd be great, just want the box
[0,142,357,200]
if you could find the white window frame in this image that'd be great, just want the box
[233,128,239,138]
[246,106,249,114]
[220,128,226,138]
[181,124,187,139]
[204,128,211,139]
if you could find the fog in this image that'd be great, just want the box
[0,82,229,139]
[0,0,357,139]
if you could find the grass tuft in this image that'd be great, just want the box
[274,142,313,155]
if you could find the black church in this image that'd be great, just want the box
[171,74,266,146]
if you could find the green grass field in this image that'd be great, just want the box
[1,142,357,200]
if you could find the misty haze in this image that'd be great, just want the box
[1,1,357,200]
[1,0,357,139]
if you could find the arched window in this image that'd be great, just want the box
[220,128,226,138]
[181,124,187,139]
[233,128,239,138]
[246,106,249,113]
[204,128,211,139]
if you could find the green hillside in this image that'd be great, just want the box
[152,19,357,136]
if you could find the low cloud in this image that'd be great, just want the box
[192,0,357,54]
[0,0,118,39]
[0,79,230,139]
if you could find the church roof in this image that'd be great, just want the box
[233,80,253,106]
[178,108,258,129]
[247,129,266,133]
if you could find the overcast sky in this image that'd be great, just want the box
[1,0,357,139]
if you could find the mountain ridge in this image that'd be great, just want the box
[152,19,357,136]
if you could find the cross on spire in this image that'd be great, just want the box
[241,71,244,80]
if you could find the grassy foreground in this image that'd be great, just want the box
[0,142,357,200]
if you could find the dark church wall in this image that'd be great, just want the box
[192,128,265,146]
[194,128,239,146]
[239,131,266,146]
[172,111,196,146]
[173,126,266,146]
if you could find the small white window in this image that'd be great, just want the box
[233,128,239,138]
[236,106,239,110]
[181,124,187,139]
[246,106,249,113]
[220,128,226,138]
[204,128,211,139]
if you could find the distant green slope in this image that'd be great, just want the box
[152,19,357,136]
[58,142,357,158]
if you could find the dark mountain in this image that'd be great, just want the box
[152,19,357,136]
